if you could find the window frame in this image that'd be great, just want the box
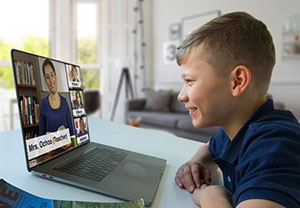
[71,0,102,90]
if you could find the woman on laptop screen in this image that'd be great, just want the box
[72,91,84,109]
[39,59,74,137]
[69,65,80,82]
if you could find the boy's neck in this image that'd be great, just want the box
[222,96,267,140]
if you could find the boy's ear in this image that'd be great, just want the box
[230,65,251,97]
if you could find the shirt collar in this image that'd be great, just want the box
[219,99,275,164]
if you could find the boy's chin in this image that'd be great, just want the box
[192,120,213,129]
[192,120,203,128]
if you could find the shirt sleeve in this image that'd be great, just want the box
[233,127,300,207]
[208,136,218,158]
[209,129,229,158]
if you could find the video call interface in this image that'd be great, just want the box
[13,52,90,168]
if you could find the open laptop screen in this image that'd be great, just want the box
[11,49,90,169]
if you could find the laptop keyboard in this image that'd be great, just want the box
[54,148,128,182]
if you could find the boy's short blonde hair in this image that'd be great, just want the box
[176,12,275,95]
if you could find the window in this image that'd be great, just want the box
[0,0,50,90]
[73,0,101,89]
[0,0,50,132]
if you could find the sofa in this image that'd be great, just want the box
[125,89,219,142]
[125,90,286,143]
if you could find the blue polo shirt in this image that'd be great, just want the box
[209,100,300,207]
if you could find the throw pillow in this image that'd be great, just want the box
[143,89,172,112]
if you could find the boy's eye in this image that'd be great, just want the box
[184,79,194,85]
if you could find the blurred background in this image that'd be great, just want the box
[1,0,300,132]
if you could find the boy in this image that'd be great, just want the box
[175,11,300,208]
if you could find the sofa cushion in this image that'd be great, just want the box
[176,114,220,135]
[127,98,146,111]
[143,89,172,112]
[128,111,179,128]
[169,93,189,113]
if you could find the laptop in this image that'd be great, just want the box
[11,49,166,206]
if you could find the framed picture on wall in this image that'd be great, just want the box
[169,23,182,40]
[282,31,300,59]
[163,40,180,66]
[181,10,221,41]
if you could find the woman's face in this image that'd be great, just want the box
[80,119,85,131]
[44,64,57,94]
[71,67,78,79]
[76,92,81,105]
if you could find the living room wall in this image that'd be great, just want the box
[151,0,300,119]
[101,0,153,123]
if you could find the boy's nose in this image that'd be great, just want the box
[178,88,188,103]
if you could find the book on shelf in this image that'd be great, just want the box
[0,179,145,208]
[24,130,38,140]
[19,96,39,126]
[14,61,36,86]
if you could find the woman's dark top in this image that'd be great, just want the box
[39,95,74,136]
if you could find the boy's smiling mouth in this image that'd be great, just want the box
[187,106,197,116]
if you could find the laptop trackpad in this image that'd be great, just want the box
[99,159,163,202]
